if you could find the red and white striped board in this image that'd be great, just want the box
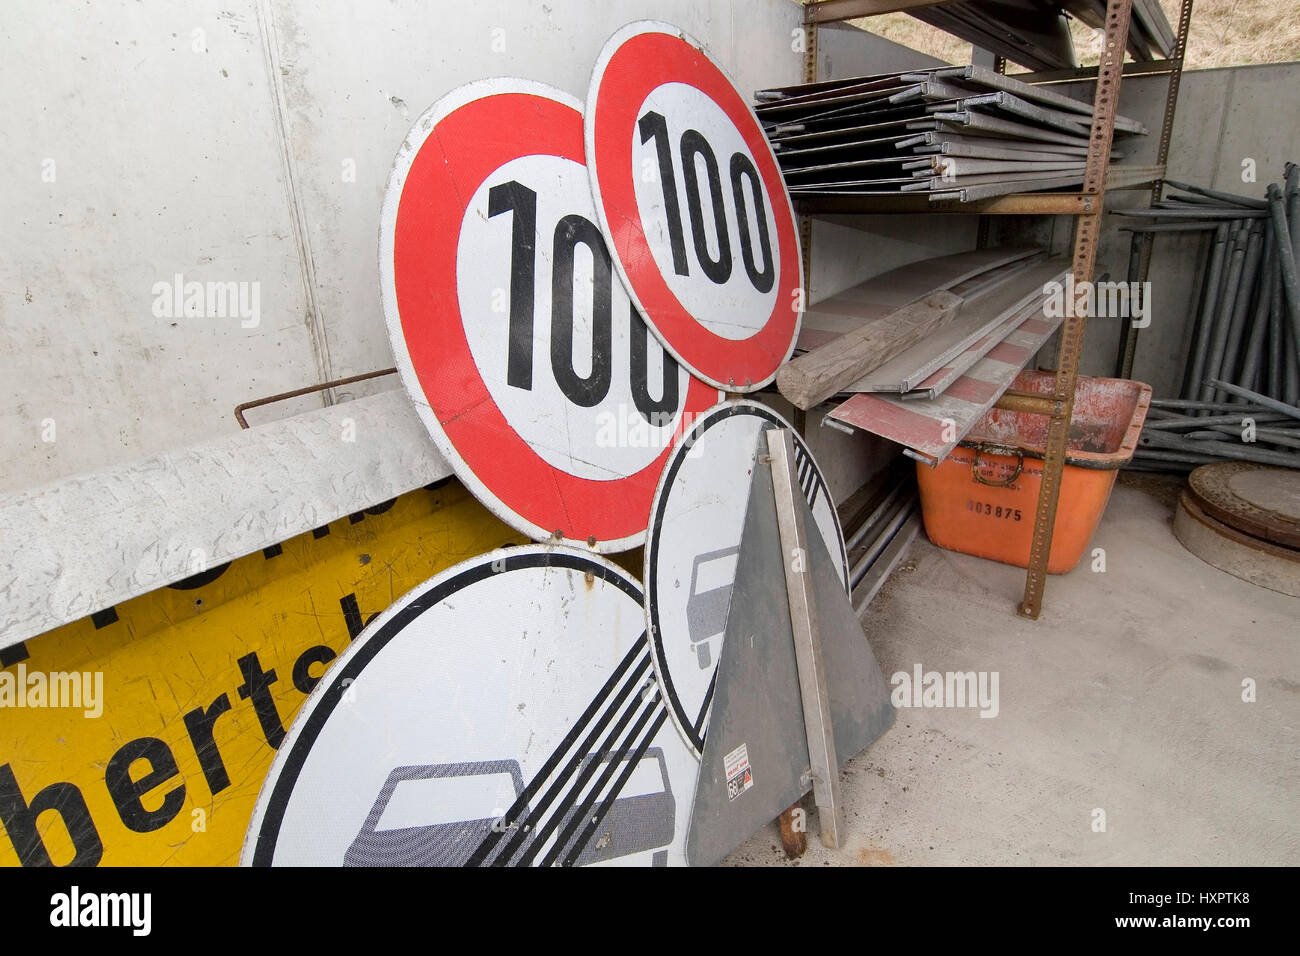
[906,299,1054,399]
[827,304,1064,465]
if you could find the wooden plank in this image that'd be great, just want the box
[777,292,963,410]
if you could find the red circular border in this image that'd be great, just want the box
[591,30,800,387]
[392,90,716,544]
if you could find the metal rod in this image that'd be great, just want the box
[1199,227,1248,405]
[995,390,1061,416]
[1144,411,1289,429]
[1182,223,1229,401]
[848,492,917,586]
[1119,221,1221,233]
[234,368,398,428]
[844,481,908,552]
[1213,223,1265,401]
[1115,229,1146,377]
[1205,380,1300,421]
[1266,184,1300,384]
[1151,397,1273,411]
[1161,179,1268,209]
[1139,428,1300,467]
[1283,317,1300,405]
[1267,252,1286,398]
[1131,448,1221,465]
[1238,236,1275,392]
[767,427,844,850]
[1111,207,1267,220]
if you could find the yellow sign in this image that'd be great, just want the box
[0,481,525,866]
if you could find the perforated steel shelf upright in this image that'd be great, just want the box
[796,0,1194,618]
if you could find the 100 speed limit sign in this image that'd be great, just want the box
[380,79,718,551]
[586,22,803,392]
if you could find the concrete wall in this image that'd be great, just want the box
[992,61,1300,397]
[0,3,952,506]
[21,5,1277,503]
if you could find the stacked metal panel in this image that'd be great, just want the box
[756,65,1145,202]
[789,248,1068,465]
[1117,171,1300,473]
[902,0,1175,72]
[1060,0,1176,62]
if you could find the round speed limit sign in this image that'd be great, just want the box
[586,22,803,392]
[380,79,718,551]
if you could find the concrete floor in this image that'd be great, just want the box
[725,475,1300,866]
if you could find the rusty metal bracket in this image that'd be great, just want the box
[1019,0,1135,621]
[996,389,1063,416]
[971,443,1025,487]
[234,369,398,429]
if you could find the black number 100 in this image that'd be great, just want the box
[638,110,775,294]
[487,180,679,419]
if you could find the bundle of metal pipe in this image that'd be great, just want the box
[1116,169,1300,474]
[754,65,1145,202]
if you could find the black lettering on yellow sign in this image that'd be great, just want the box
[0,483,530,866]
[0,625,367,867]
[0,764,103,866]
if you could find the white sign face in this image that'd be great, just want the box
[587,22,803,391]
[456,152,691,481]
[380,78,718,552]
[630,82,780,340]
[644,402,847,755]
[243,546,697,867]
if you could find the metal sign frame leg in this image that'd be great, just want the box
[765,428,844,849]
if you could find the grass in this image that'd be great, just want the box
[832,1,1300,71]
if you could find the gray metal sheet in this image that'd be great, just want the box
[796,248,1044,351]
[926,65,1146,133]
[685,456,894,867]
[934,111,1092,148]
[0,389,451,649]
[906,299,1045,399]
[846,261,1065,394]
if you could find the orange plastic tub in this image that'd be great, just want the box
[916,370,1152,573]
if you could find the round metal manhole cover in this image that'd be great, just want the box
[1187,462,1300,549]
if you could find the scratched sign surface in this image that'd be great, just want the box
[0,483,525,867]
[380,78,718,552]
[243,546,697,867]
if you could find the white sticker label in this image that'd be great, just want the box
[724,742,753,801]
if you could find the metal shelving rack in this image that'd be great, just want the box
[797,0,1193,618]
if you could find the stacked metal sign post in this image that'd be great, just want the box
[757,64,1147,202]
[243,21,897,866]
[795,0,1193,619]
[1112,171,1300,474]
